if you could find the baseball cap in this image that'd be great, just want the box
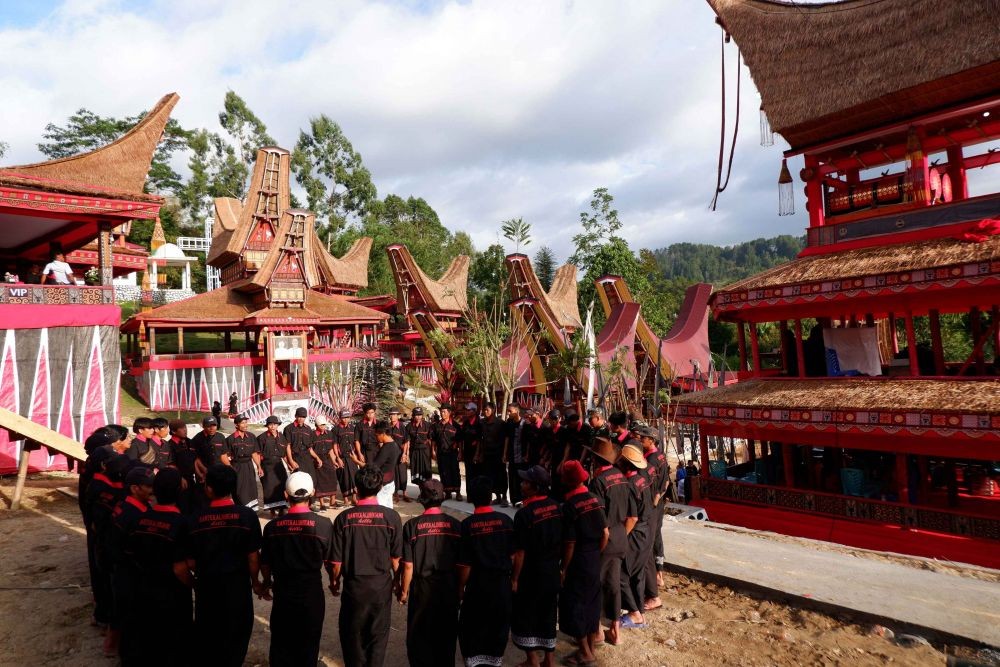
[285,471,315,498]
[412,407,424,416]
[547,409,561,421]
[518,464,551,487]
[314,414,329,426]
[202,416,217,427]
[339,409,352,418]
[265,415,281,425]
[439,403,453,411]
[295,407,308,418]
[233,414,248,424]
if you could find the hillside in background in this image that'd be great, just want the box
[651,235,804,285]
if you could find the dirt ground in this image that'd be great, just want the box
[1,474,996,667]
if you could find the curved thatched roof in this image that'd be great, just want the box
[0,93,179,199]
[545,263,583,330]
[316,237,372,290]
[708,0,1000,149]
[387,244,469,314]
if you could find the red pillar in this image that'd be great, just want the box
[779,320,790,374]
[945,145,968,201]
[749,323,761,375]
[804,154,826,228]
[896,454,910,506]
[794,319,806,378]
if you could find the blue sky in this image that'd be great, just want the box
[0,0,815,260]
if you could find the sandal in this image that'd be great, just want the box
[620,615,646,629]
[562,651,597,667]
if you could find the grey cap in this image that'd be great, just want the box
[339,409,352,418]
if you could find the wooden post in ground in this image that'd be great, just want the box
[10,443,31,510]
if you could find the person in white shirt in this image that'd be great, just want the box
[41,252,76,285]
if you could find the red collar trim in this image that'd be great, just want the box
[626,470,638,478]
[125,496,148,512]
[287,504,311,514]
[565,485,588,498]
[423,507,443,515]
[524,495,548,505]
[644,447,658,458]
[357,497,379,506]
[152,436,163,445]
[473,506,494,515]
[152,504,180,514]
[93,473,123,489]
[233,431,249,438]
[209,498,235,507]
[575,423,584,432]
[552,424,561,432]
[615,431,628,442]
[134,435,149,443]
[596,464,613,473]
[170,435,184,444]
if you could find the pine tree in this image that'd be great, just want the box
[534,246,557,291]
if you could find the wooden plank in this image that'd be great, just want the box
[0,407,87,462]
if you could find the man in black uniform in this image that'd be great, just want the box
[504,404,526,506]
[638,425,669,611]
[457,476,514,667]
[521,407,545,467]
[618,442,652,630]
[226,414,260,508]
[334,409,358,504]
[433,403,462,500]
[128,417,156,467]
[474,402,507,504]
[260,471,335,667]
[354,402,379,464]
[511,465,563,666]
[192,416,228,483]
[331,465,403,667]
[398,479,462,667]
[284,406,321,486]
[458,401,482,482]
[169,420,199,513]
[586,436,636,646]
[180,464,264,667]
[257,416,289,515]
[403,406,432,484]
[150,417,174,470]
[84,453,128,638]
[388,408,410,503]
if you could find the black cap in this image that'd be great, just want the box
[201,416,217,427]
[547,409,561,421]
[412,407,424,416]
[125,466,155,488]
[388,407,401,415]
[609,411,628,426]
[265,415,281,425]
[233,414,248,424]
[439,403,453,411]
[518,464,551,487]
[295,407,308,418]
[565,412,580,423]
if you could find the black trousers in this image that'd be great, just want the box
[270,577,325,667]
[599,550,624,623]
[644,502,666,599]
[407,572,459,667]
[508,461,528,504]
[438,450,461,493]
[340,574,393,667]
[122,576,192,666]
[194,575,253,667]
[620,524,651,614]
[482,458,507,498]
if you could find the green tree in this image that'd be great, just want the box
[292,115,378,241]
[215,91,276,198]
[38,108,191,194]
[534,246,557,291]
[469,243,508,313]
[501,217,531,254]
[569,187,623,273]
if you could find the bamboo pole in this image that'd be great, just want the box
[10,443,32,510]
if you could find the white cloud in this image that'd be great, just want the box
[0,0,811,261]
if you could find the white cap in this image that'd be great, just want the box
[465,402,478,411]
[286,471,315,498]
[314,414,329,426]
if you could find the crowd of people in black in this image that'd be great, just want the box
[77,400,682,666]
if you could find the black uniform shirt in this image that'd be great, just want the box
[402,508,462,578]
[127,436,152,465]
[644,447,670,498]
[261,505,334,588]
[334,422,354,457]
[458,416,482,456]
[257,432,288,460]
[226,431,258,462]
[192,430,228,467]
[312,429,335,462]
[521,418,545,464]
[125,504,189,580]
[372,441,401,485]
[283,422,316,456]
[627,470,653,525]
[564,422,591,462]
[389,422,405,447]
[404,420,432,450]
[513,495,563,575]
[479,416,506,459]
[171,436,198,482]
[149,436,174,469]
[331,499,403,578]
[459,508,514,573]
[588,465,635,555]
[562,486,608,552]
[85,473,123,531]
[186,498,263,577]
[355,419,379,461]
[433,419,459,454]
[108,495,150,569]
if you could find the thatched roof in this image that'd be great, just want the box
[316,236,371,290]
[707,0,1000,149]
[675,377,1000,414]
[546,264,584,330]
[0,93,178,200]
[387,244,470,314]
[718,233,1000,297]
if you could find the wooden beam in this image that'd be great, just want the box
[945,145,969,201]
[929,310,945,375]
[794,319,806,378]
[177,327,184,355]
[957,318,999,376]
[888,313,899,355]
[97,221,113,286]
[904,314,919,375]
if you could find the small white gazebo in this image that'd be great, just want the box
[148,242,196,291]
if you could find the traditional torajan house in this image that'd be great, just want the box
[677,0,1000,567]
[121,147,388,422]
[0,93,178,474]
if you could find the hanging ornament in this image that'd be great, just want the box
[904,129,926,203]
[778,159,794,216]
[759,103,774,147]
